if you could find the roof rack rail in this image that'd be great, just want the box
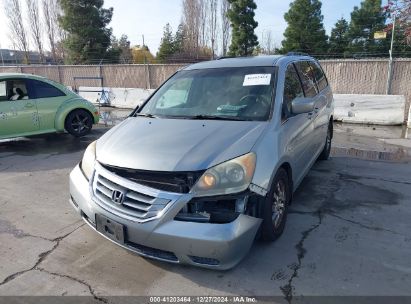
[216,56,236,60]
[286,52,310,57]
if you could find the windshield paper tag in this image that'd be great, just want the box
[243,74,271,86]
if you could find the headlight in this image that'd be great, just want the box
[191,153,256,197]
[80,141,96,180]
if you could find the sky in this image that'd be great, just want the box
[0,0,377,54]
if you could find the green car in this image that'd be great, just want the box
[0,73,99,140]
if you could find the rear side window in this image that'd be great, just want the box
[311,61,328,92]
[295,61,318,98]
[283,64,304,120]
[28,79,66,99]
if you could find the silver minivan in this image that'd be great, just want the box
[69,55,334,270]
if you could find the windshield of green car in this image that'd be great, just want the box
[138,66,276,121]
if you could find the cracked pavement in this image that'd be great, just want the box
[1,125,411,301]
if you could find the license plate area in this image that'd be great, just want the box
[96,214,125,244]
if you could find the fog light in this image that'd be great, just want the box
[189,255,220,266]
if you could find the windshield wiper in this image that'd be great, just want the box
[135,113,158,118]
[190,115,248,121]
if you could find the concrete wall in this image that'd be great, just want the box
[74,86,408,126]
[320,59,411,124]
[77,87,154,108]
[333,94,406,126]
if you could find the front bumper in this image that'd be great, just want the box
[69,164,261,270]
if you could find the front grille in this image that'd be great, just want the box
[93,173,171,221]
[100,164,204,194]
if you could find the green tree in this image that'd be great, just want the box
[59,0,114,64]
[117,34,132,63]
[173,23,186,54]
[281,0,328,54]
[157,23,175,62]
[383,0,411,57]
[104,35,121,63]
[110,34,132,63]
[227,0,259,56]
[347,0,388,56]
[329,18,349,56]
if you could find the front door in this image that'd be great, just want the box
[280,63,315,186]
[0,79,39,139]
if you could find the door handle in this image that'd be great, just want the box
[24,103,34,108]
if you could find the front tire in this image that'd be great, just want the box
[318,122,333,160]
[65,109,93,137]
[260,168,290,242]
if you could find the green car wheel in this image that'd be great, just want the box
[65,109,93,137]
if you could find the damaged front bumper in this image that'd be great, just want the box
[69,163,263,270]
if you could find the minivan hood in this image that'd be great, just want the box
[96,117,267,172]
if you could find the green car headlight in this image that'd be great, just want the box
[191,153,256,197]
[80,141,96,180]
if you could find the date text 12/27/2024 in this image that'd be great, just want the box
[149,296,258,303]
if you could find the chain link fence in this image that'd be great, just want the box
[1,59,410,122]
[320,59,411,122]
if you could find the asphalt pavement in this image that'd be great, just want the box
[0,123,411,302]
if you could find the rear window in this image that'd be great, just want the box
[28,79,66,99]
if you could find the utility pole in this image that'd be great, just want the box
[142,34,151,89]
[386,13,396,95]
[211,38,215,60]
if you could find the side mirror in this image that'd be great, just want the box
[291,97,315,115]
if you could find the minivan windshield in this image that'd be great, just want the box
[139,67,276,121]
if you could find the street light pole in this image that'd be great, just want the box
[386,13,396,95]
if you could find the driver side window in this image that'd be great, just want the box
[282,64,304,121]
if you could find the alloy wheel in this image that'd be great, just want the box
[71,113,91,134]
[272,180,287,229]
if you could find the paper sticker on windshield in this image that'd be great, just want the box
[243,74,271,86]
